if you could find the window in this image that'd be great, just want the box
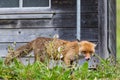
[0,0,52,19]
[0,0,51,8]
[0,0,19,8]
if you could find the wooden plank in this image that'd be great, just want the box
[81,13,98,28]
[0,14,53,20]
[81,0,98,6]
[0,28,75,42]
[0,20,17,25]
[81,28,98,41]
[52,13,75,19]
[52,0,98,13]
[0,13,98,28]
[0,19,97,28]
[108,0,116,57]
[81,6,98,13]
[0,28,98,42]
[0,18,97,28]
[51,0,76,11]
[0,13,74,28]
[81,0,98,13]
[98,0,110,58]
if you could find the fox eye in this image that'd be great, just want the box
[89,51,93,53]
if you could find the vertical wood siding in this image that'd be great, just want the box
[98,0,116,58]
[108,0,116,58]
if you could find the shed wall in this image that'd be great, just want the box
[0,0,99,58]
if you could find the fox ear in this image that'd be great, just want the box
[93,43,97,47]
[94,42,99,47]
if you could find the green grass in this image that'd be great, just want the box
[117,0,120,58]
[0,57,120,80]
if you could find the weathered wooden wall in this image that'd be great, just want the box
[81,0,98,42]
[0,0,98,57]
[108,0,116,58]
[98,0,116,59]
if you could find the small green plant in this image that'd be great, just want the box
[0,56,120,80]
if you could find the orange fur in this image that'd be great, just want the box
[79,41,96,60]
[4,37,96,65]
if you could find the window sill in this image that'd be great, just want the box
[0,9,54,20]
[0,14,53,20]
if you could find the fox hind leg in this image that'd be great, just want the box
[34,49,46,63]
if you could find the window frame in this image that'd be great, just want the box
[0,0,51,10]
[0,0,51,9]
[0,0,52,20]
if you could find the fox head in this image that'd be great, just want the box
[78,41,96,61]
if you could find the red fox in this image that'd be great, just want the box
[4,37,96,65]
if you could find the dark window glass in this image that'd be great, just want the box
[0,0,19,8]
[23,0,49,7]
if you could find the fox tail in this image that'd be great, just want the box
[4,42,33,65]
